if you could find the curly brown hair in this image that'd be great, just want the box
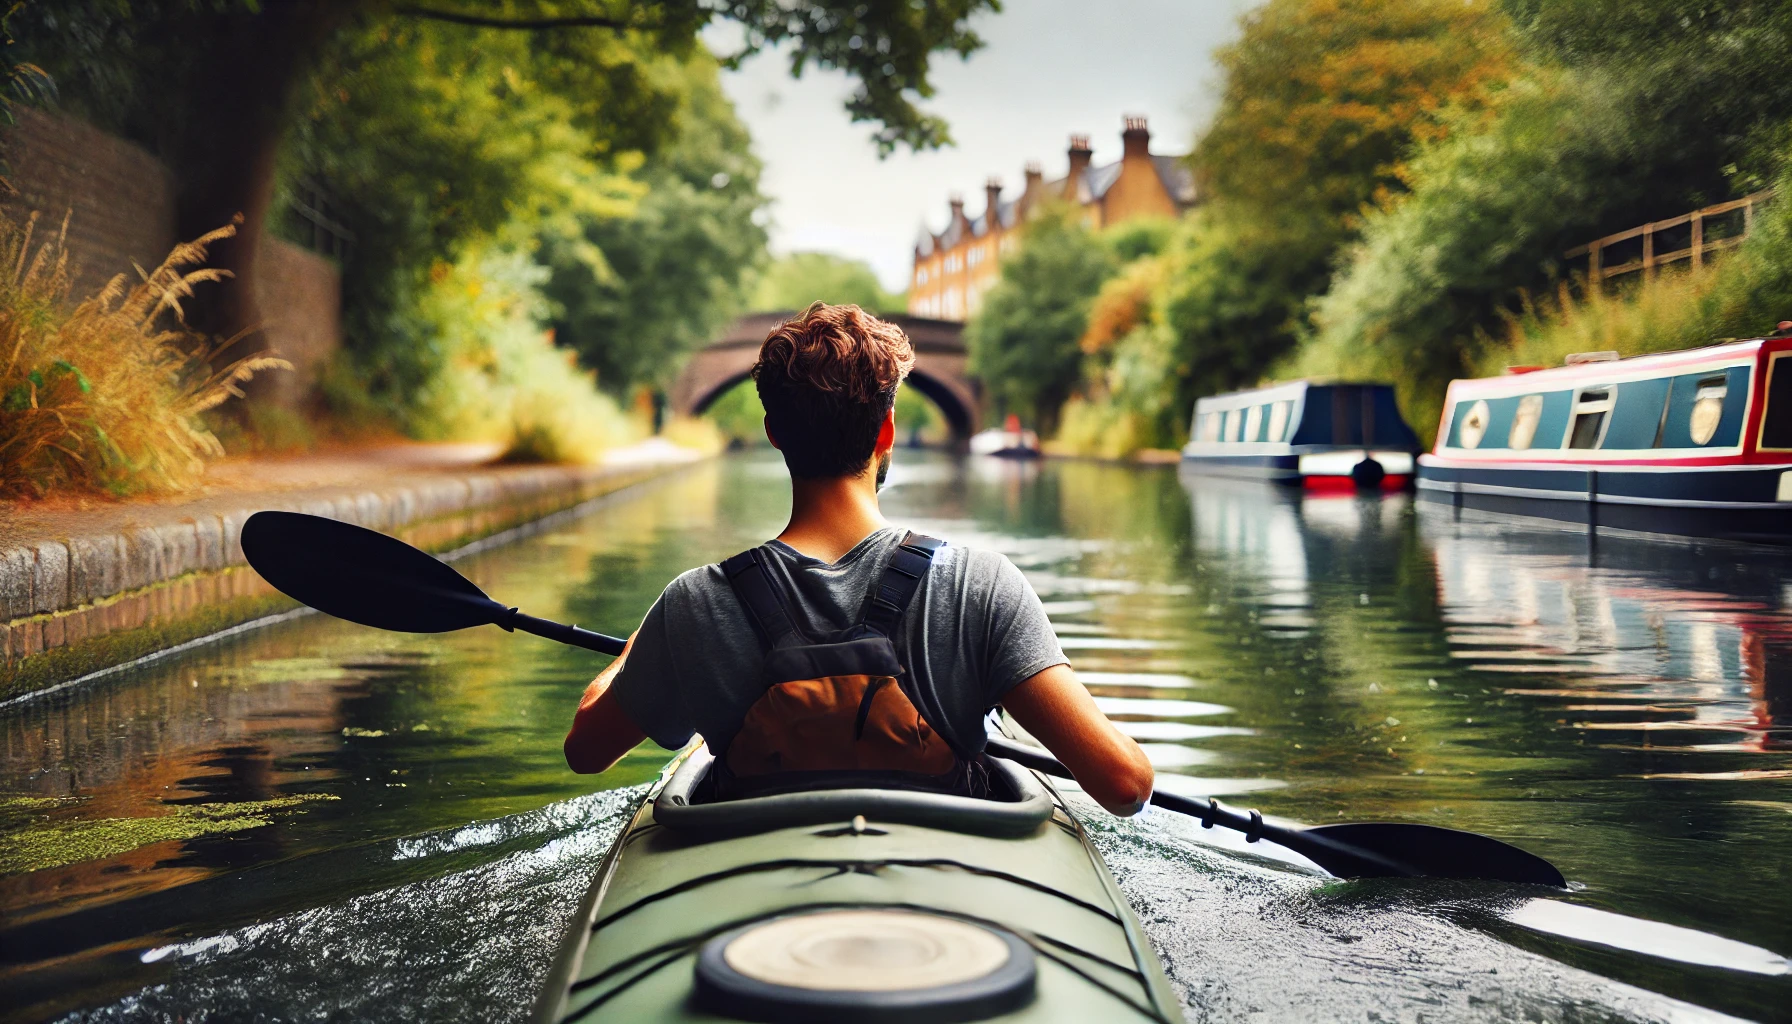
[752,302,915,478]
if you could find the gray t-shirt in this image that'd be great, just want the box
[609,526,1067,757]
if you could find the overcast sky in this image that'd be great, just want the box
[710,0,1257,291]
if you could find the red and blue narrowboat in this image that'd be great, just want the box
[1416,336,1792,542]
[1181,381,1421,489]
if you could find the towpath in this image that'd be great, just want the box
[0,440,705,700]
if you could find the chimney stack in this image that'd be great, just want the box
[1024,161,1043,189]
[985,177,1003,225]
[1065,134,1093,199]
[1121,115,1150,158]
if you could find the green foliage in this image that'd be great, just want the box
[748,252,904,314]
[1102,218,1176,264]
[1503,0,1792,195]
[966,205,1116,431]
[399,0,1000,155]
[1195,0,1515,226]
[703,379,766,446]
[543,57,768,396]
[282,18,664,422]
[410,237,640,461]
[1300,1,1792,444]
[1489,168,1792,377]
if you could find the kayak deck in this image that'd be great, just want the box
[535,749,1180,1023]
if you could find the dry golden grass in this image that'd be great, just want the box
[0,211,288,498]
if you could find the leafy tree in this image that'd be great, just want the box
[1302,1,1792,443]
[279,15,668,418]
[967,206,1116,432]
[13,0,1001,357]
[1152,0,1517,412]
[748,252,904,314]
[543,58,768,398]
[1195,0,1515,226]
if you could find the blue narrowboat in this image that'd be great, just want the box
[1181,381,1422,489]
[1416,336,1792,542]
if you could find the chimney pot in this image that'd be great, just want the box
[1121,114,1150,157]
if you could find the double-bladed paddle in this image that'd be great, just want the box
[240,510,1565,887]
[241,510,625,656]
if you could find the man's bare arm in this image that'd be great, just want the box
[999,663,1155,815]
[563,631,647,774]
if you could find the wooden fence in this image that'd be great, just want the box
[1565,189,1773,285]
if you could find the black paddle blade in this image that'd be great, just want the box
[242,511,507,634]
[1304,822,1566,887]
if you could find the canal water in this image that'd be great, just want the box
[2,451,1789,1023]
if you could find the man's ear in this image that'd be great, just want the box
[763,417,781,451]
[875,407,896,456]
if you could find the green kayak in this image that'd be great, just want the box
[533,743,1181,1023]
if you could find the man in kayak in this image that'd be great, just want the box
[563,302,1154,815]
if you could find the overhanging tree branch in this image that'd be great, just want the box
[394,6,631,30]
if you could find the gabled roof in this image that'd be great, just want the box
[1084,160,1124,201]
[1152,155,1197,205]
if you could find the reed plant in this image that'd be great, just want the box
[0,212,287,498]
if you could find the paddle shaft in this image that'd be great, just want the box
[982,736,1421,878]
[507,611,626,656]
[242,512,1561,885]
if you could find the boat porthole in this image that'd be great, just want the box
[1459,400,1490,449]
[1509,394,1543,450]
[693,908,1036,1023]
[1690,395,1725,445]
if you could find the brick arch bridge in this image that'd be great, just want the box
[669,312,981,439]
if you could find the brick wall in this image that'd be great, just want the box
[256,237,342,404]
[1,107,341,406]
[1,106,178,297]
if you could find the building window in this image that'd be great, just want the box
[916,268,928,285]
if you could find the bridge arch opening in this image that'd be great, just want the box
[690,370,973,443]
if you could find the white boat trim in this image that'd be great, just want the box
[1415,476,1792,509]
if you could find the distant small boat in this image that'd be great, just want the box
[970,414,1041,458]
[1181,381,1421,489]
[1417,336,1792,541]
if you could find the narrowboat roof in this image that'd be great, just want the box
[1444,338,1782,401]
[1193,379,1398,410]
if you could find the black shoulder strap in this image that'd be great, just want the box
[721,547,806,650]
[861,531,946,638]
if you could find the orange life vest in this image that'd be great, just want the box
[717,532,966,795]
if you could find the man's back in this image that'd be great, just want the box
[607,527,1066,761]
[562,302,1152,816]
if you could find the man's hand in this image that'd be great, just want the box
[563,631,648,774]
[999,664,1155,816]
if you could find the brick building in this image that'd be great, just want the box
[908,116,1196,321]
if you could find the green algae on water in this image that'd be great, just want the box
[0,793,340,876]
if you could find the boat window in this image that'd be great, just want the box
[1195,412,1216,442]
[1216,410,1230,443]
[1267,400,1291,442]
[1763,353,1792,450]
[1231,409,1247,442]
[1508,395,1544,450]
[1244,405,1263,443]
[1688,375,1728,445]
[1458,400,1490,449]
[1568,387,1612,449]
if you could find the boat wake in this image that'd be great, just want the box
[56,783,1774,1024]
[57,788,642,1024]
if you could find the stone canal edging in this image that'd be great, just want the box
[0,450,703,702]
